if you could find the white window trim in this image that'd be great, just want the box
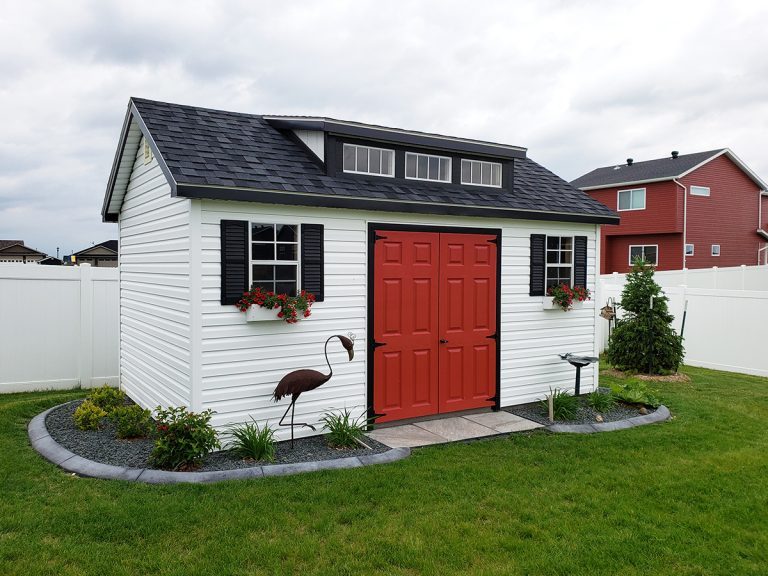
[690,185,711,197]
[545,235,575,288]
[342,144,395,178]
[628,244,659,266]
[404,152,452,183]
[248,223,301,295]
[460,159,503,188]
[617,188,646,211]
[684,244,694,256]
[711,244,720,256]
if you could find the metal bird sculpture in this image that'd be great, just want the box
[273,334,355,447]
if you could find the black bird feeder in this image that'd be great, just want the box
[558,353,599,396]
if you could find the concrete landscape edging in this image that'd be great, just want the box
[547,405,671,433]
[28,405,410,484]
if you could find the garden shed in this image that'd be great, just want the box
[101,98,618,438]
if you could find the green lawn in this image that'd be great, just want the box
[1,367,767,576]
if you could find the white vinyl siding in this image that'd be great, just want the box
[461,159,502,187]
[119,139,192,411]
[629,244,658,265]
[405,152,451,183]
[294,130,324,161]
[690,186,710,197]
[617,188,646,211]
[198,200,599,438]
[343,144,394,177]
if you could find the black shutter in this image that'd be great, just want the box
[529,234,546,296]
[220,220,249,305]
[301,224,324,302]
[574,236,588,287]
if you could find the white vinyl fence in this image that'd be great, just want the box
[598,265,768,377]
[0,264,119,393]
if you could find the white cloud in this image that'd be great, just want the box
[1,0,767,255]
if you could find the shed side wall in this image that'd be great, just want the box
[119,144,192,409]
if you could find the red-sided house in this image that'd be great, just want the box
[572,149,768,273]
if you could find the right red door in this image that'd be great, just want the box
[373,230,497,423]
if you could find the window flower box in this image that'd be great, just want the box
[542,299,585,311]
[245,306,281,322]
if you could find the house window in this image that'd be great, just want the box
[691,186,710,197]
[711,244,720,256]
[629,245,658,265]
[617,188,646,211]
[461,159,502,187]
[685,244,694,256]
[342,144,394,177]
[250,223,300,295]
[143,138,153,164]
[405,152,451,183]
[546,236,573,289]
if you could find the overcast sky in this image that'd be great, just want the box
[1,0,766,257]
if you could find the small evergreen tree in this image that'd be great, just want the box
[606,259,684,374]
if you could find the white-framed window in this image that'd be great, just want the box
[690,186,710,197]
[250,223,300,295]
[546,236,573,289]
[342,144,395,177]
[405,152,451,183]
[617,188,646,211]
[685,244,694,256]
[629,245,658,265]
[711,244,720,256]
[461,159,502,187]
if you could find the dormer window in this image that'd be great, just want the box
[343,144,394,177]
[405,152,452,183]
[461,159,502,187]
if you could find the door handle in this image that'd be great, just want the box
[440,339,448,344]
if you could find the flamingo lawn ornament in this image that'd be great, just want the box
[273,334,355,447]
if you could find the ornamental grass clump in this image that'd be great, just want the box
[606,259,684,374]
[236,287,315,323]
[109,405,154,439]
[227,418,276,462]
[547,283,591,311]
[73,400,107,431]
[87,385,126,413]
[587,389,616,413]
[539,388,579,421]
[149,407,219,471]
[321,408,374,449]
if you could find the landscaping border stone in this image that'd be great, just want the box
[547,405,671,433]
[28,405,410,484]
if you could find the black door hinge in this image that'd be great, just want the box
[486,333,498,341]
[372,340,387,349]
[375,234,387,241]
[488,237,499,245]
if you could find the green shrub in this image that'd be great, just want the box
[606,259,684,374]
[539,388,579,421]
[610,380,661,408]
[227,418,276,462]
[587,390,616,413]
[321,408,374,449]
[88,385,126,413]
[149,407,219,471]
[73,400,107,431]
[109,405,154,439]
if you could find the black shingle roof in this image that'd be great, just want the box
[114,98,617,223]
[571,149,725,189]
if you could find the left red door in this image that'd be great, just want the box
[373,231,440,422]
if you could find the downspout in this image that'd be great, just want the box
[674,178,688,269]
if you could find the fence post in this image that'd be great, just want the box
[741,264,746,289]
[712,266,718,289]
[79,264,93,389]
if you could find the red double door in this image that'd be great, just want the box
[373,230,498,423]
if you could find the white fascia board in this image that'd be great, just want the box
[679,148,768,190]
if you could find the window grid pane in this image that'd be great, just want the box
[343,144,394,177]
[405,152,451,183]
[461,159,502,187]
[251,223,300,296]
[545,235,573,288]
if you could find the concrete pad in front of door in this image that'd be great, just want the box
[367,412,544,448]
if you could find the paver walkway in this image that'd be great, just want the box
[367,411,543,448]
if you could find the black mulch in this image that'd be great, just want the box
[45,400,390,472]
[504,389,656,426]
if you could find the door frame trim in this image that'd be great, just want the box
[367,223,503,423]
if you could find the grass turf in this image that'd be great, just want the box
[1,366,766,575]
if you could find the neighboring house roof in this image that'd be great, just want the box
[73,240,118,256]
[571,149,768,191]
[0,240,24,250]
[0,243,46,257]
[102,98,618,225]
